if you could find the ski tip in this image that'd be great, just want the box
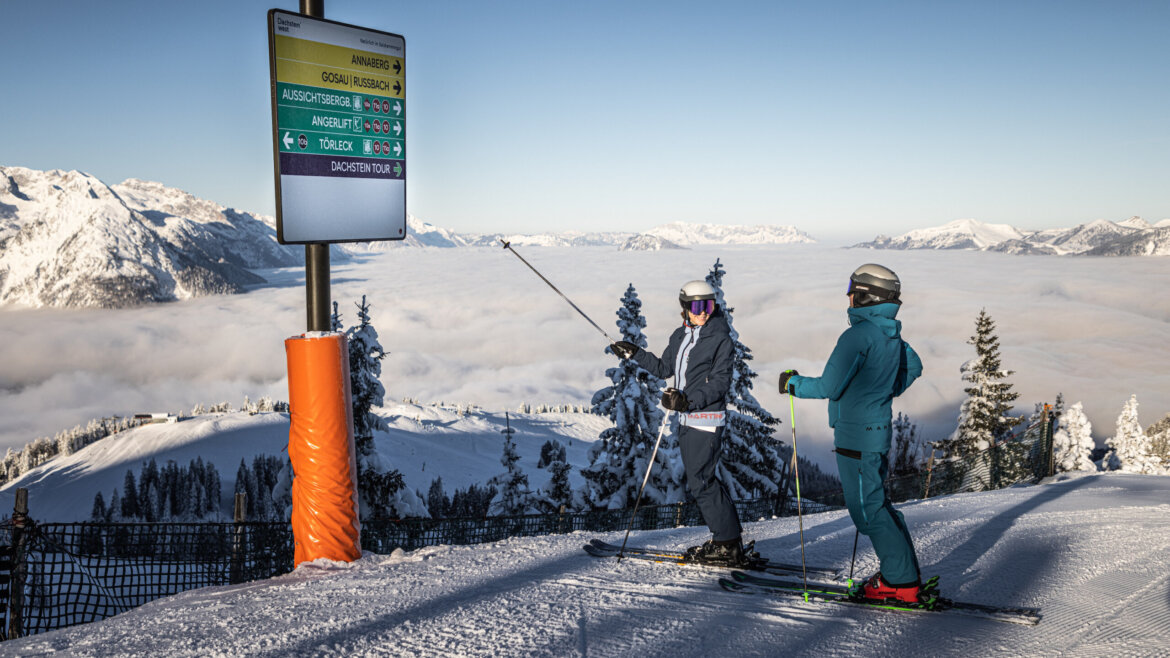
[718,579,751,593]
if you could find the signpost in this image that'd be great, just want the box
[268,8,406,245]
[270,3,402,567]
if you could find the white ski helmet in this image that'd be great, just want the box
[679,280,718,312]
[848,264,901,306]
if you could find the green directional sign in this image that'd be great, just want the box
[268,10,406,244]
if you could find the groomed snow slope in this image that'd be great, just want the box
[5,472,1168,657]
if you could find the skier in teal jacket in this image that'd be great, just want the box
[780,264,925,603]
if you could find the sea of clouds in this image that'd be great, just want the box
[1,244,1167,469]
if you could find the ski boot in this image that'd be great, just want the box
[854,573,923,604]
[684,538,758,567]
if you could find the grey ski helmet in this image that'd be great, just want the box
[679,280,717,313]
[848,264,901,306]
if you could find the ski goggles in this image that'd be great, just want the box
[847,276,889,299]
[687,299,715,315]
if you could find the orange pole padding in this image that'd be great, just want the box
[285,332,361,567]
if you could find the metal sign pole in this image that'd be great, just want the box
[302,0,329,332]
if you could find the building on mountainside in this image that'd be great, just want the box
[133,413,180,424]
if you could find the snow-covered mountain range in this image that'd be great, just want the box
[364,221,814,250]
[0,166,305,308]
[855,217,1170,255]
[0,167,814,307]
[645,221,814,246]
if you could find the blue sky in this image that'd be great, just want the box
[2,0,1167,240]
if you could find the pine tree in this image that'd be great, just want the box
[347,295,388,442]
[705,259,786,499]
[532,439,575,513]
[91,491,107,522]
[235,459,256,517]
[580,284,677,510]
[144,482,161,522]
[1107,395,1161,473]
[426,478,450,518]
[946,309,1023,489]
[139,459,161,517]
[1053,401,1097,472]
[108,488,122,522]
[489,414,534,515]
[343,296,420,519]
[1147,414,1170,471]
[122,471,141,520]
[890,412,924,477]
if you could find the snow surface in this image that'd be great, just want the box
[3,472,1168,656]
[0,405,612,522]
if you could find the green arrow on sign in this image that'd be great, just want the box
[394,162,402,176]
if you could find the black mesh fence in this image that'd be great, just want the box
[0,521,292,638]
[0,408,1054,639]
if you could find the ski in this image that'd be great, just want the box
[584,538,841,579]
[720,570,1041,626]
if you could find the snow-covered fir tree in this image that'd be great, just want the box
[343,296,426,519]
[995,402,1047,486]
[532,439,576,513]
[0,415,139,487]
[90,491,107,522]
[580,284,678,510]
[1053,401,1097,472]
[426,477,451,518]
[232,456,286,520]
[705,259,786,499]
[106,488,122,521]
[96,458,223,521]
[489,414,535,515]
[1106,395,1162,474]
[946,310,1023,482]
[890,412,926,477]
[1147,414,1170,470]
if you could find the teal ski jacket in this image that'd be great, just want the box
[787,303,922,453]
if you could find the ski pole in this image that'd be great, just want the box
[618,412,671,559]
[499,239,615,344]
[848,527,859,586]
[788,393,809,590]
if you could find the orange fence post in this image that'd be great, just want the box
[285,332,361,566]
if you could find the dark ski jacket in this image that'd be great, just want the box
[787,303,922,453]
[632,311,734,413]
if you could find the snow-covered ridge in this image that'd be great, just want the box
[644,222,815,246]
[618,234,686,251]
[355,221,815,250]
[0,166,305,308]
[0,403,612,522]
[854,216,1170,256]
[0,166,820,308]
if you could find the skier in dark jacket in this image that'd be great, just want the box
[780,264,925,602]
[611,280,753,565]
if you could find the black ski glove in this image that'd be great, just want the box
[778,369,799,394]
[661,387,689,411]
[611,341,639,360]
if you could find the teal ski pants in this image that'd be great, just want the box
[835,450,921,585]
